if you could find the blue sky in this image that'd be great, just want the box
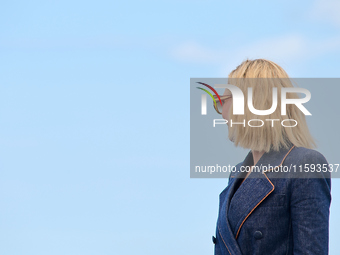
[1,0,340,254]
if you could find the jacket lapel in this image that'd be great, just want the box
[227,171,274,238]
[217,145,295,254]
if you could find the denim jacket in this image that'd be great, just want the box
[214,145,332,255]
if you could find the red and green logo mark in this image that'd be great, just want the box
[196,82,222,109]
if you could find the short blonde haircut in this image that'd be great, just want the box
[228,59,316,152]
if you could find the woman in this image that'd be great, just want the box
[213,59,331,255]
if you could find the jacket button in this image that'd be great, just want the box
[212,236,217,244]
[254,231,263,240]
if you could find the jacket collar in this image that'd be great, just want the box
[231,143,295,179]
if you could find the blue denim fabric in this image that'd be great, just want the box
[214,145,331,255]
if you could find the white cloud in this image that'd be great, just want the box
[171,41,226,64]
[231,35,306,62]
[170,33,340,75]
[171,34,306,63]
[309,0,340,27]
[171,34,306,72]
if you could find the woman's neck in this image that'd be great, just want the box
[252,150,265,166]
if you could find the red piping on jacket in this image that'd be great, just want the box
[235,145,295,239]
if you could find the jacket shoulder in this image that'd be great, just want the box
[284,146,331,179]
[286,146,328,165]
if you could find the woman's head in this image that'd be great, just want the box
[225,58,315,152]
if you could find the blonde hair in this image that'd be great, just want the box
[228,59,316,152]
